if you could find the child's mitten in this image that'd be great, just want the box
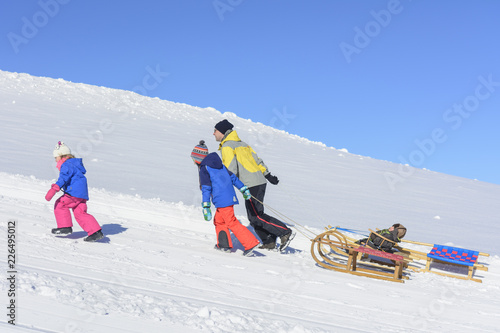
[202,202,212,221]
[240,186,252,200]
[45,184,60,201]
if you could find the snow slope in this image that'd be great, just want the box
[1,70,500,332]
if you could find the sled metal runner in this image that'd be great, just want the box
[310,226,489,283]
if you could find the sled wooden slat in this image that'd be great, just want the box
[348,247,406,283]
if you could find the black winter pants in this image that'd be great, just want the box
[245,183,290,244]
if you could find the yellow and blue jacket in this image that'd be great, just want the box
[218,130,269,188]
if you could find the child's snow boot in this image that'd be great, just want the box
[214,244,231,253]
[243,243,260,256]
[52,227,73,235]
[84,229,104,242]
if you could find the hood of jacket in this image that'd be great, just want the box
[218,130,240,149]
[200,152,223,169]
[63,158,87,174]
[55,158,89,200]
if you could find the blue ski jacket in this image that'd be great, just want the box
[199,152,244,208]
[55,158,90,200]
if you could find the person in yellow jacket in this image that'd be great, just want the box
[213,119,295,252]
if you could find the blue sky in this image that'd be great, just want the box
[2,0,500,185]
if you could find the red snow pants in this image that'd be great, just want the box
[213,206,259,251]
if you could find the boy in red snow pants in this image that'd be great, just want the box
[191,140,260,256]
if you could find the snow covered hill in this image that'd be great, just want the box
[1,70,500,332]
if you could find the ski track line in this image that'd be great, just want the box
[10,258,480,333]
[12,233,246,305]
[4,232,429,333]
[14,262,354,332]
[17,255,328,317]
[6,226,494,333]
[20,254,235,301]
[7,298,153,333]
[0,321,60,333]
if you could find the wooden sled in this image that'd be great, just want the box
[310,228,409,283]
[324,226,489,283]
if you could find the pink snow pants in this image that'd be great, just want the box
[54,194,101,235]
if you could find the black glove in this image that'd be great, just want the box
[265,173,279,185]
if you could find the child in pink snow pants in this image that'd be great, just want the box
[45,141,104,242]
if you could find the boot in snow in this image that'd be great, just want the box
[243,243,260,256]
[52,227,73,235]
[84,230,104,242]
[279,230,296,252]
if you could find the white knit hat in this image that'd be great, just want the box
[53,141,71,157]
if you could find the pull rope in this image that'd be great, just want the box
[278,181,335,230]
[273,182,368,239]
[249,195,316,239]
[247,184,369,240]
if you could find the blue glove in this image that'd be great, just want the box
[202,202,212,221]
[240,186,251,200]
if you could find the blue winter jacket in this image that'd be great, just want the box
[199,152,244,208]
[55,158,90,200]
